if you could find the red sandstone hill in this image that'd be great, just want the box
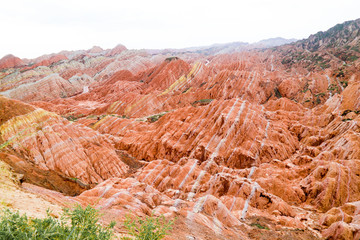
[0,54,24,69]
[1,19,360,239]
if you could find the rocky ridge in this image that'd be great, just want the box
[279,18,360,71]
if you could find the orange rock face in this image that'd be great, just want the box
[31,54,68,68]
[1,22,360,239]
[0,96,128,195]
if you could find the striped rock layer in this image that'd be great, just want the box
[1,41,360,239]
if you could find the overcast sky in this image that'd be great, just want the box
[1,0,359,59]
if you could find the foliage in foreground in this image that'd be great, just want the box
[122,214,174,240]
[0,205,115,240]
[0,205,175,240]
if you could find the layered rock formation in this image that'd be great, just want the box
[0,96,128,195]
[0,54,24,69]
[1,18,360,239]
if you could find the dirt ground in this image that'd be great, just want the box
[0,160,63,219]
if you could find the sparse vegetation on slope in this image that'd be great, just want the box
[0,205,115,240]
[0,202,175,240]
[122,214,174,240]
[278,18,360,70]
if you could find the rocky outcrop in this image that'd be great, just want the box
[0,96,128,195]
[278,18,360,71]
[0,54,24,69]
[92,98,298,165]
[0,73,96,102]
[31,54,68,68]
[105,44,127,57]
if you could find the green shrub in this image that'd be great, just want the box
[302,82,309,93]
[122,214,174,240]
[250,222,269,230]
[191,99,214,106]
[62,115,78,122]
[274,88,282,98]
[327,83,338,91]
[315,92,326,97]
[0,205,115,240]
[316,97,321,104]
[351,46,360,53]
[195,99,213,104]
[147,113,166,123]
[348,55,359,62]
[340,80,348,88]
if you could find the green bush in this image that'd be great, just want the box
[62,115,78,122]
[122,214,174,240]
[191,99,214,106]
[250,222,269,230]
[315,92,326,97]
[0,205,115,240]
[147,113,166,123]
[63,205,115,239]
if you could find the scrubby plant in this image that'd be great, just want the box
[274,88,282,98]
[340,80,348,88]
[61,115,78,122]
[147,113,166,123]
[194,99,213,104]
[191,99,214,106]
[0,205,115,240]
[327,83,338,92]
[63,205,115,240]
[0,137,12,150]
[122,214,174,240]
[250,222,269,230]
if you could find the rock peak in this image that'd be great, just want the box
[0,54,24,69]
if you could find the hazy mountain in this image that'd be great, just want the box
[278,18,360,70]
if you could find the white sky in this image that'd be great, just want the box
[1,0,359,59]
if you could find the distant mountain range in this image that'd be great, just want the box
[278,18,360,70]
[2,17,360,71]
[146,37,297,55]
